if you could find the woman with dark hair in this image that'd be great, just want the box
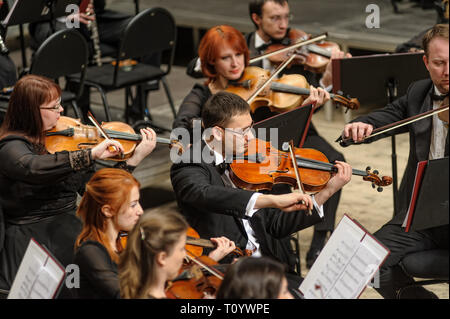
[216,256,293,299]
[0,75,156,294]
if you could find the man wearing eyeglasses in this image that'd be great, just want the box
[171,91,352,296]
[248,0,354,268]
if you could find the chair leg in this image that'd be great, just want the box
[71,100,82,120]
[90,83,112,122]
[161,77,177,118]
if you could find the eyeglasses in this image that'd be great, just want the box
[218,121,254,137]
[40,98,62,112]
[267,14,293,24]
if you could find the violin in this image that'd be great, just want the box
[165,227,230,299]
[226,66,360,113]
[229,138,393,193]
[185,226,248,258]
[45,116,184,160]
[165,254,225,299]
[263,29,340,73]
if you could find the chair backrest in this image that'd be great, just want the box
[30,29,89,80]
[115,7,176,76]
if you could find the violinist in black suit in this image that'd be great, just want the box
[183,3,348,266]
[171,91,352,294]
[340,24,449,299]
[246,0,351,266]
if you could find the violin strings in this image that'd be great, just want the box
[185,254,224,280]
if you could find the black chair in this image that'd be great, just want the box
[398,249,449,298]
[29,29,89,120]
[69,7,177,128]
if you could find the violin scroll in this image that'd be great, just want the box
[362,167,393,192]
[332,92,360,111]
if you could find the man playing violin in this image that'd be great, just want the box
[340,24,449,299]
[248,0,353,266]
[171,91,352,296]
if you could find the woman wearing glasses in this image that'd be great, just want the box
[0,75,156,296]
[172,24,329,143]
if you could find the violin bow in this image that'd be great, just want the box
[249,32,328,64]
[247,53,297,104]
[286,140,312,215]
[338,103,449,146]
[87,111,123,157]
[184,252,224,280]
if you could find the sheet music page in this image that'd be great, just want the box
[300,215,389,299]
[300,215,365,299]
[326,235,388,299]
[8,239,65,299]
[1,0,18,25]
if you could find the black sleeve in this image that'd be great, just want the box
[257,206,322,239]
[172,84,210,132]
[74,242,120,299]
[170,162,256,219]
[0,140,93,185]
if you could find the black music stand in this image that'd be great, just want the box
[406,157,449,232]
[332,52,429,216]
[1,0,79,68]
[254,104,313,149]
[254,104,313,276]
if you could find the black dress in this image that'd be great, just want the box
[73,240,120,299]
[0,135,132,294]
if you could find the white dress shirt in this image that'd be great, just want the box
[428,86,448,160]
[204,140,324,257]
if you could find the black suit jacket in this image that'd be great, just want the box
[349,79,449,225]
[170,140,323,269]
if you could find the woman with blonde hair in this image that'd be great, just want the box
[119,210,236,299]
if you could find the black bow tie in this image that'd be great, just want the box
[255,42,271,52]
[216,162,230,175]
[430,92,448,101]
[255,37,291,52]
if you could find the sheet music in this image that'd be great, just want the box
[1,0,18,25]
[300,215,389,299]
[8,239,65,299]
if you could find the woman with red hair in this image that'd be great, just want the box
[74,168,237,299]
[172,24,329,139]
[74,168,143,299]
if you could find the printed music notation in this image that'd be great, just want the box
[299,214,390,299]
[8,239,65,299]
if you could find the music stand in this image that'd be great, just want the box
[406,157,449,232]
[1,0,80,68]
[332,52,429,216]
[254,104,313,149]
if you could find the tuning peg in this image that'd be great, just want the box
[377,187,383,192]
[366,166,371,171]
[337,90,343,95]
[373,170,379,175]
[372,183,376,189]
